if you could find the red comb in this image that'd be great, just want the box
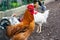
[27,4,34,9]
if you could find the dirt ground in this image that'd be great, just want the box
[28,0,60,40]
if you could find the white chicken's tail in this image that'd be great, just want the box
[43,10,50,19]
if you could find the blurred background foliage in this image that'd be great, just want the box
[0,0,33,11]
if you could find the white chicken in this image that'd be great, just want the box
[34,10,49,33]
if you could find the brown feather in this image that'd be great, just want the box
[6,9,35,40]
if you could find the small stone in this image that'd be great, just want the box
[42,39,44,40]
[47,33,50,36]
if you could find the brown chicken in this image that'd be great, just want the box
[6,4,35,40]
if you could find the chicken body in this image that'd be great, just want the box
[34,10,49,33]
[7,9,35,40]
